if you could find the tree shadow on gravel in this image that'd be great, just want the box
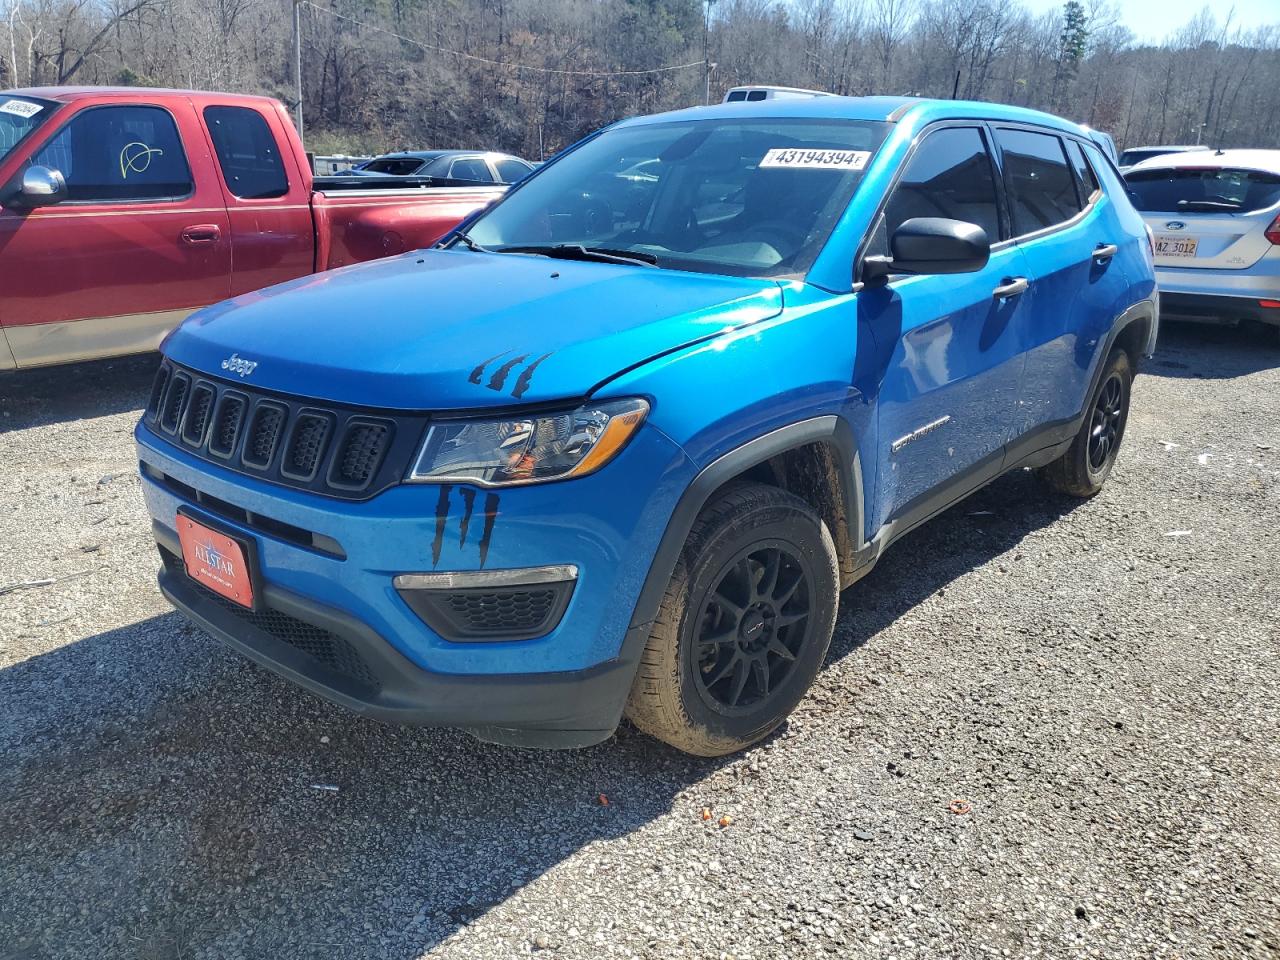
[0,352,158,433]
[0,466,1087,960]
[1145,320,1280,381]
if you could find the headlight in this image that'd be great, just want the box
[407,398,649,487]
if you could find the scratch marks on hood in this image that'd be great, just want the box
[457,487,477,547]
[487,353,531,391]
[432,484,453,567]
[512,352,553,399]
[469,350,555,400]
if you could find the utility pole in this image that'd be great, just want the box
[294,0,304,146]
[703,0,711,104]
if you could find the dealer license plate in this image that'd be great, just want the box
[176,512,255,609]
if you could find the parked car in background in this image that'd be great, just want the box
[0,88,504,369]
[1124,149,1280,334]
[722,85,832,102]
[1118,144,1203,172]
[136,96,1157,756]
[352,150,534,184]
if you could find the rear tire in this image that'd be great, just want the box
[1040,348,1132,497]
[624,482,840,757]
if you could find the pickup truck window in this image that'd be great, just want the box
[995,128,1081,236]
[203,105,288,200]
[870,126,1002,257]
[465,117,889,279]
[31,104,192,202]
[0,96,54,164]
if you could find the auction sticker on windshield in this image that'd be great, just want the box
[760,148,870,170]
[0,99,43,118]
[1154,235,1198,258]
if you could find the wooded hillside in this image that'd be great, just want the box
[3,0,1278,159]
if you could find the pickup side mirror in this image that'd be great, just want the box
[14,165,69,208]
[862,217,990,283]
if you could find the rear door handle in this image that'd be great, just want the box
[1093,242,1119,261]
[181,224,222,246]
[992,276,1028,299]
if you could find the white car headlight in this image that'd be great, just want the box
[407,398,649,487]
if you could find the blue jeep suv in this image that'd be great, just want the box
[137,97,1158,756]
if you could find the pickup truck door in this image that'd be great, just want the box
[0,98,231,367]
[198,101,315,296]
[856,124,1033,532]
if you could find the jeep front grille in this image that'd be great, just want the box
[144,359,428,501]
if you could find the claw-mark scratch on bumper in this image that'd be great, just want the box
[431,484,499,568]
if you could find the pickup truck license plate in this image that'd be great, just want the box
[1154,235,1198,258]
[177,512,255,609]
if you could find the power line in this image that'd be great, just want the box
[298,1,707,78]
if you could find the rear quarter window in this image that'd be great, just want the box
[1124,167,1280,214]
[204,105,288,200]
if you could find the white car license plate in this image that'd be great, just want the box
[1154,235,1198,258]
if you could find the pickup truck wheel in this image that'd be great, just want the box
[624,482,839,757]
[1040,348,1132,497]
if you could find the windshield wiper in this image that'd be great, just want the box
[1177,200,1241,211]
[447,230,491,252]
[496,244,658,268]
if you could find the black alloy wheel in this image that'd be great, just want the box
[692,544,813,714]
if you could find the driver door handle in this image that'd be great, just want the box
[181,224,221,246]
[1093,242,1119,261]
[992,276,1028,299]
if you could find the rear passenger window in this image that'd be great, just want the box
[995,129,1081,235]
[1064,139,1101,204]
[203,105,288,200]
[448,158,491,182]
[32,105,192,202]
[878,126,1001,250]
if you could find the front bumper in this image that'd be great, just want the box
[138,417,695,747]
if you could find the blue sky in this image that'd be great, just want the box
[1019,0,1280,43]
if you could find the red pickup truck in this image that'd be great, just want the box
[0,87,503,369]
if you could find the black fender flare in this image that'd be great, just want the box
[615,415,864,670]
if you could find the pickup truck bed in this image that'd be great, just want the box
[0,87,502,369]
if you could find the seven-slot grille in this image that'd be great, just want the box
[145,359,427,500]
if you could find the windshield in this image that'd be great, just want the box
[0,96,56,165]
[1125,167,1280,213]
[465,117,890,278]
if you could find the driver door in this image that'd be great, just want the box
[856,124,1033,531]
[0,97,230,367]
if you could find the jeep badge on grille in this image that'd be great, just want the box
[221,353,259,378]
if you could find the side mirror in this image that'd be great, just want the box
[15,165,68,208]
[863,217,990,282]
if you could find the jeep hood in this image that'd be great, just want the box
[164,249,783,410]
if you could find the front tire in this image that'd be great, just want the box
[624,483,840,756]
[1040,347,1133,497]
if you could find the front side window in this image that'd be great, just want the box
[32,105,192,202]
[996,128,1081,235]
[466,117,890,278]
[0,96,56,165]
[1125,167,1280,214]
[204,105,288,199]
[875,126,1001,254]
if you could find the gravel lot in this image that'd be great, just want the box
[1,324,1278,960]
